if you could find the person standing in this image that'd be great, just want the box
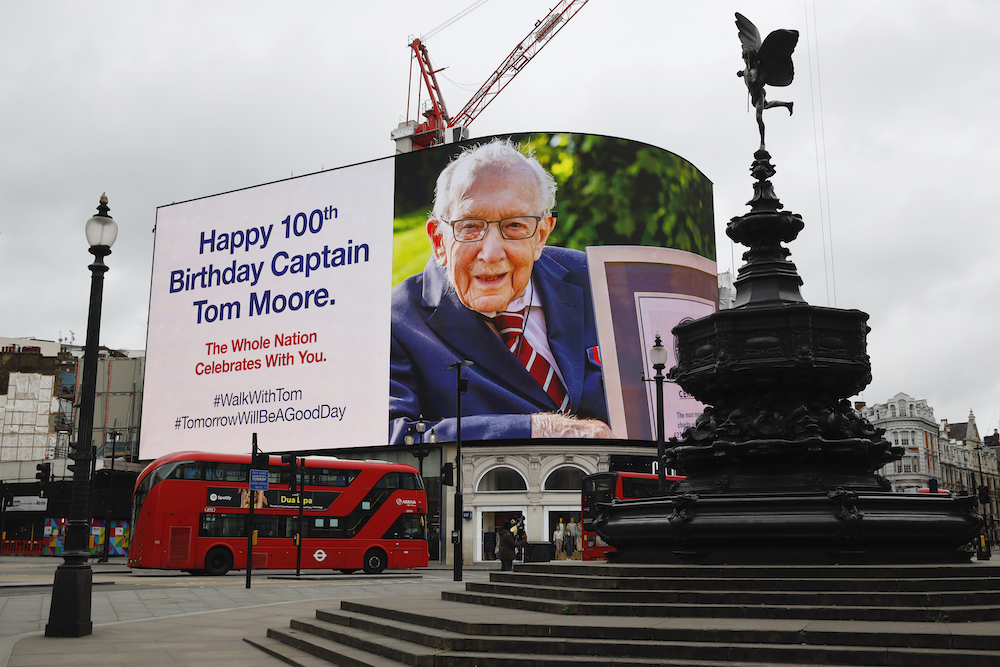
[565,517,579,559]
[498,519,518,572]
[552,522,564,560]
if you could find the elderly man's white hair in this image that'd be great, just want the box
[430,138,557,224]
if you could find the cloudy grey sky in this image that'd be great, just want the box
[2,1,998,433]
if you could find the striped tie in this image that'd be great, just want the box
[493,309,569,411]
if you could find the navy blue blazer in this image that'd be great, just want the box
[389,246,608,444]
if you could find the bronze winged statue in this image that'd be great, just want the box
[736,12,799,150]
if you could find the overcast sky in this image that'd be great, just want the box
[2,1,998,434]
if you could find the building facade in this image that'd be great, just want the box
[323,438,655,565]
[0,338,144,545]
[940,412,999,544]
[858,393,941,493]
[858,395,999,543]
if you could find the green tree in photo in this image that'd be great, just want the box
[528,133,715,257]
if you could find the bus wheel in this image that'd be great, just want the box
[204,547,233,576]
[339,569,357,574]
[362,548,386,574]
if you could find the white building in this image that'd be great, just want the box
[858,393,941,493]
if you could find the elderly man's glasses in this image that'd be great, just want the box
[444,216,542,243]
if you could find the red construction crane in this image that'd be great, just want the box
[391,0,589,152]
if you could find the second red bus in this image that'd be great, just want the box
[581,471,684,560]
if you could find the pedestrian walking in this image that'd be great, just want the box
[498,519,518,571]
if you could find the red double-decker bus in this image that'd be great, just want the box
[127,451,428,575]
[581,471,684,560]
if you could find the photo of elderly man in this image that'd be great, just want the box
[389,138,611,444]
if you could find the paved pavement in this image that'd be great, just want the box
[0,555,490,666]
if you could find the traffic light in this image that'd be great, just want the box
[280,454,297,488]
[980,486,990,504]
[440,462,454,486]
[251,450,269,470]
[66,442,89,474]
[35,462,51,496]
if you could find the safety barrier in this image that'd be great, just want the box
[0,540,44,555]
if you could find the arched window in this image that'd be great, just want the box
[477,466,527,492]
[543,466,587,491]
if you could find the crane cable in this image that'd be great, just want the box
[803,0,837,307]
[423,0,492,41]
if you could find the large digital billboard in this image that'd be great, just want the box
[142,133,716,458]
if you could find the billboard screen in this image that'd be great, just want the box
[142,133,716,458]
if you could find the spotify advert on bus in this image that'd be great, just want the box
[142,133,717,459]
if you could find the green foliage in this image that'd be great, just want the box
[392,212,433,286]
[530,133,715,257]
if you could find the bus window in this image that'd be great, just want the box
[308,517,347,539]
[377,473,401,489]
[169,462,204,481]
[382,513,426,540]
[253,515,279,538]
[309,468,361,487]
[621,476,660,499]
[204,462,249,482]
[200,513,247,538]
[400,473,422,490]
[224,463,248,482]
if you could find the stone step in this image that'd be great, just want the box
[242,636,338,667]
[445,589,1000,623]
[468,580,1000,609]
[494,571,1000,593]
[248,564,1000,667]
[266,625,426,667]
[334,601,999,651]
[270,605,1000,667]
[516,562,1000,580]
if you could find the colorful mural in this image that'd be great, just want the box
[41,518,130,556]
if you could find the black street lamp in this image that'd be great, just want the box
[641,333,670,494]
[975,445,992,560]
[100,429,121,563]
[404,415,437,477]
[46,194,118,638]
[446,360,472,582]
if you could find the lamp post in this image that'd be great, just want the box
[100,429,121,563]
[46,194,118,637]
[975,445,992,559]
[405,416,439,561]
[641,334,670,494]
[404,415,436,477]
[446,360,473,582]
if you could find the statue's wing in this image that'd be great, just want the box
[757,29,799,87]
[735,12,761,51]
